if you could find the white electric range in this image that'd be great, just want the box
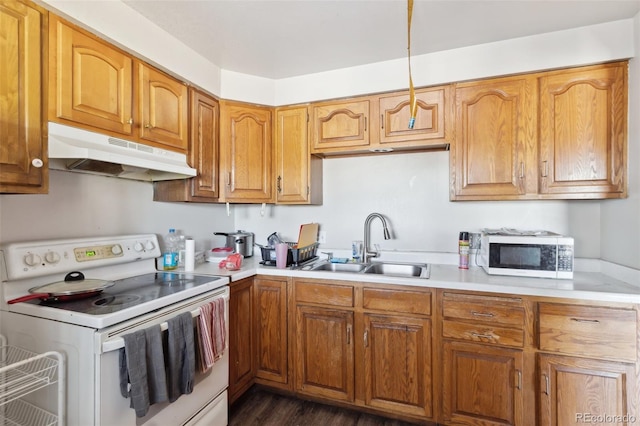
[0,234,230,426]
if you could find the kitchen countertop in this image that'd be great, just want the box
[190,255,640,304]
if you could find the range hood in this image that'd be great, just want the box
[48,122,197,181]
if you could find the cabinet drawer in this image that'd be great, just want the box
[295,281,354,307]
[363,287,431,315]
[538,303,637,362]
[442,292,524,328]
[443,320,524,348]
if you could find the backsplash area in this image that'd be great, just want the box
[0,151,610,262]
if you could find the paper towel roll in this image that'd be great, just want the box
[185,238,195,271]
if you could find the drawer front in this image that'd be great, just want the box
[295,281,354,307]
[443,320,524,348]
[538,303,637,362]
[363,287,431,315]
[442,293,525,328]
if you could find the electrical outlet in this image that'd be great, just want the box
[318,231,327,244]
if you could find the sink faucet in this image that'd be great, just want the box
[363,213,391,263]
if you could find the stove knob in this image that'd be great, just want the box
[24,253,42,267]
[111,245,123,255]
[145,241,156,251]
[133,242,144,252]
[44,251,61,264]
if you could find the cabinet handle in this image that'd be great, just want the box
[364,330,368,347]
[277,176,282,193]
[364,117,367,131]
[519,162,525,179]
[570,317,600,324]
[226,172,232,187]
[471,332,495,340]
[346,325,352,345]
[144,124,154,129]
[471,311,495,318]
[515,370,522,390]
[543,374,550,395]
[541,160,548,177]
[380,114,384,129]
[31,158,43,168]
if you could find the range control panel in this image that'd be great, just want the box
[0,234,161,281]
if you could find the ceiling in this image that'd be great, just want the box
[123,0,640,79]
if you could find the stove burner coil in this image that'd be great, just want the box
[93,294,142,307]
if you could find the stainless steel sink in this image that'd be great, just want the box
[363,262,430,279]
[306,260,429,279]
[309,262,368,273]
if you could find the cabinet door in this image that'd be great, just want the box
[254,277,288,385]
[363,314,433,418]
[0,0,47,194]
[452,76,536,200]
[275,106,323,205]
[377,86,450,147]
[539,63,627,198]
[190,89,219,199]
[295,305,354,401]
[219,101,273,203]
[539,354,635,426]
[229,278,255,404]
[311,99,370,153]
[137,62,188,152]
[443,340,524,426]
[49,15,133,136]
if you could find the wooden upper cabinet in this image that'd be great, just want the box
[451,75,537,200]
[539,62,627,198]
[49,15,188,153]
[0,0,48,194]
[311,98,371,154]
[374,86,451,149]
[49,14,133,136]
[153,88,219,202]
[219,100,273,203]
[136,62,188,151]
[274,106,322,205]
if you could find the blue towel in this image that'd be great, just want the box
[166,312,196,402]
[119,325,169,417]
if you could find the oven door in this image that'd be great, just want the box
[95,286,229,426]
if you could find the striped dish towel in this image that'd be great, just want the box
[197,298,226,372]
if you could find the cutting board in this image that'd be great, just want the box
[297,223,319,248]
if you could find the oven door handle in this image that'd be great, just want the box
[101,292,229,354]
[101,308,203,353]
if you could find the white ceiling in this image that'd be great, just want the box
[123,0,640,79]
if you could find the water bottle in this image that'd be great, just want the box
[163,228,179,270]
[177,231,187,267]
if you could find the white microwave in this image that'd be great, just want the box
[479,230,574,279]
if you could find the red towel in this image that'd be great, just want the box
[197,298,226,372]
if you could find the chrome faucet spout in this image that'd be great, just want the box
[364,213,391,263]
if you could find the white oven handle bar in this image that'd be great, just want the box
[101,290,229,354]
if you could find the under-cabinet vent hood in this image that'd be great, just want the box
[48,122,197,181]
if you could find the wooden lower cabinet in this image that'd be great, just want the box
[229,277,255,404]
[442,340,524,426]
[295,305,355,402]
[254,277,289,386]
[538,354,636,426]
[363,314,433,418]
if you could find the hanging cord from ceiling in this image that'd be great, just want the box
[407,0,417,129]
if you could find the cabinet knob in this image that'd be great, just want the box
[127,118,133,124]
[31,158,43,168]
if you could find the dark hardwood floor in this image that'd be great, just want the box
[229,387,422,426]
